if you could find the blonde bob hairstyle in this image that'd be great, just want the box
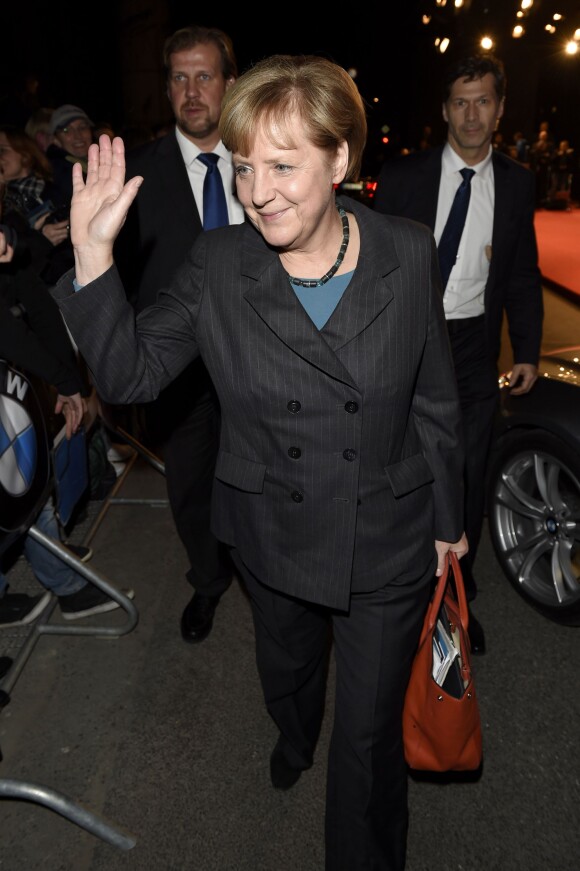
[219,54,368,182]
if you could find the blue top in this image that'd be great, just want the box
[292,270,355,329]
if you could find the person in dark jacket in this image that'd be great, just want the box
[114,26,244,644]
[0,226,132,625]
[0,231,85,427]
[374,54,543,655]
[42,104,95,283]
[0,125,70,284]
[53,55,467,870]
[46,104,94,207]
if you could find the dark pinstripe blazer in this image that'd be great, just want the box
[54,196,464,610]
[374,146,543,367]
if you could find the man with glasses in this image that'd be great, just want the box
[47,104,94,206]
[114,26,244,645]
[42,105,95,284]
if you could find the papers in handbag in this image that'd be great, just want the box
[432,607,465,698]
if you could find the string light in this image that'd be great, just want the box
[422,1,580,57]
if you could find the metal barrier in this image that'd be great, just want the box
[0,780,136,851]
[0,361,142,850]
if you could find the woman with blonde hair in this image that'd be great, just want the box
[53,54,467,870]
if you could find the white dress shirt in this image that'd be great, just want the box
[434,143,494,320]
[175,126,245,226]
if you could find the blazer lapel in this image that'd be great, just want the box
[242,226,358,388]
[158,132,202,230]
[241,201,402,384]
[322,199,398,350]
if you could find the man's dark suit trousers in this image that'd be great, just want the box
[447,315,498,599]
[142,358,233,597]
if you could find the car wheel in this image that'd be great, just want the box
[487,428,580,626]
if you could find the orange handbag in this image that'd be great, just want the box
[402,551,483,772]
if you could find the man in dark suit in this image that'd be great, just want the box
[374,54,543,654]
[114,25,244,643]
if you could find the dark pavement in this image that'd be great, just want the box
[0,449,578,871]
[1,286,579,871]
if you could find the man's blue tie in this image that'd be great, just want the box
[437,167,475,290]
[197,153,229,230]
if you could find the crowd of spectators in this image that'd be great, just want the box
[0,101,134,628]
[491,122,577,208]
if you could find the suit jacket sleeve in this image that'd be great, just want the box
[51,238,207,405]
[410,232,464,542]
[501,168,543,365]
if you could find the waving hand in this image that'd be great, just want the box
[71,135,143,287]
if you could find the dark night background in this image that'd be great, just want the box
[2,0,580,177]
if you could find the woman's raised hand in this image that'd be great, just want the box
[70,134,143,286]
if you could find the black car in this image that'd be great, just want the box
[487,347,580,626]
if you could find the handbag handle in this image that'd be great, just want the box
[420,551,470,643]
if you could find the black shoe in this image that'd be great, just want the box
[59,585,134,620]
[0,592,51,628]
[468,610,486,655]
[180,593,221,643]
[270,737,303,790]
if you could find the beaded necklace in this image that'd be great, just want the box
[287,206,350,288]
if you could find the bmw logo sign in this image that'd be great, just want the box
[0,361,50,535]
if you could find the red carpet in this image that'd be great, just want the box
[534,206,580,299]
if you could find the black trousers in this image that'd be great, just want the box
[143,359,232,598]
[447,316,499,600]
[232,549,434,871]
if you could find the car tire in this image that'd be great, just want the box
[487,428,580,626]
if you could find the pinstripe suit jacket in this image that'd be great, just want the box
[54,196,464,610]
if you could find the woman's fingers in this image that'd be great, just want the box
[82,135,127,193]
[111,136,127,184]
[71,159,86,191]
[97,133,113,180]
[118,175,143,215]
[69,135,142,256]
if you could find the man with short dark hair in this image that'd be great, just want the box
[374,54,543,653]
[114,25,244,643]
